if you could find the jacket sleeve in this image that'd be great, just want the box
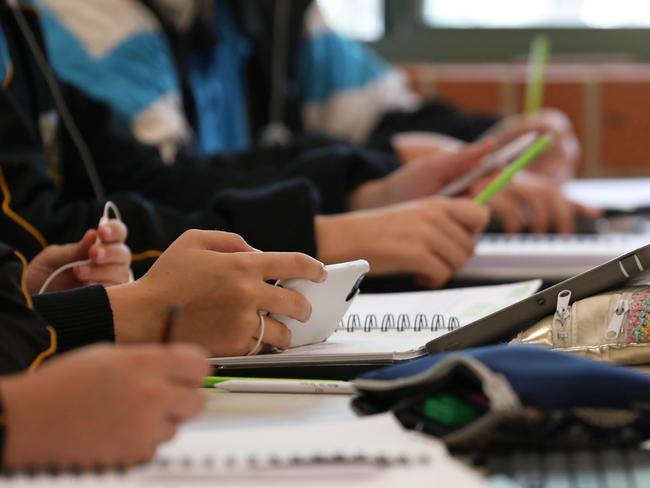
[365,100,501,154]
[0,245,53,375]
[0,243,119,376]
[0,88,320,277]
[60,85,398,216]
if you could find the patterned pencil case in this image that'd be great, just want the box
[512,286,650,365]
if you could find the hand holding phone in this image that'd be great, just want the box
[271,260,370,348]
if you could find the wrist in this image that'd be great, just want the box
[346,179,388,211]
[106,283,163,344]
[315,215,355,264]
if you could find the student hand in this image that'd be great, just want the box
[0,343,208,470]
[107,231,327,356]
[487,109,580,182]
[26,220,132,294]
[347,140,494,210]
[391,132,464,165]
[317,197,490,288]
[470,171,601,234]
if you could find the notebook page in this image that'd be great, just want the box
[459,234,650,280]
[212,280,541,365]
[1,415,485,486]
[151,413,439,468]
[344,279,542,326]
[564,178,650,211]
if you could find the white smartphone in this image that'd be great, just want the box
[437,131,539,197]
[271,260,370,348]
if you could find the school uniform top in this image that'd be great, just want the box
[0,1,396,276]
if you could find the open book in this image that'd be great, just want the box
[211,280,541,367]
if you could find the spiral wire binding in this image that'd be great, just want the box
[337,314,461,333]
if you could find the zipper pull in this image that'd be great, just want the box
[553,290,572,347]
[605,299,629,341]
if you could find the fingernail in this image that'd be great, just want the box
[76,265,90,279]
[101,225,112,239]
[251,247,263,253]
[95,248,106,261]
[318,264,328,283]
[303,304,313,323]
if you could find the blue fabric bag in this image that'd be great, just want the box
[352,345,650,449]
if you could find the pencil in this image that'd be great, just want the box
[161,306,182,344]
[473,135,551,205]
[524,35,551,116]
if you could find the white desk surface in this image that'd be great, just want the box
[195,389,357,431]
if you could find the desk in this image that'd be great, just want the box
[195,389,356,430]
[187,390,650,487]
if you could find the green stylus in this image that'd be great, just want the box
[524,35,551,116]
[473,135,551,205]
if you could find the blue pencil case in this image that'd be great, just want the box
[352,345,650,449]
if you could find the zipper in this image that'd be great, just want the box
[605,298,630,342]
[553,290,573,348]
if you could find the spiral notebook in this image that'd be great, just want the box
[211,280,541,367]
[1,415,484,487]
[458,233,650,281]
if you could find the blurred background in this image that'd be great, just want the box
[318,0,650,177]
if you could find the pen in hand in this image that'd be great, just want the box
[473,135,552,205]
[161,306,182,344]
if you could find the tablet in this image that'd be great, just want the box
[427,243,650,353]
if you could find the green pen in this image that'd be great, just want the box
[524,35,551,116]
[473,135,551,205]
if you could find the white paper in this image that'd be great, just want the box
[564,178,650,211]
[459,233,650,280]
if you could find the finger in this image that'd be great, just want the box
[409,249,454,288]
[422,227,473,271]
[74,263,131,286]
[258,316,292,351]
[432,215,477,255]
[439,199,490,233]
[550,195,576,234]
[260,285,312,323]
[253,253,327,283]
[67,229,97,263]
[89,242,131,265]
[163,345,210,387]
[181,230,256,253]
[575,203,602,220]
[155,419,180,444]
[431,139,495,185]
[506,185,551,234]
[488,195,527,234]
[97,220,128,244]
[162,388,205,423]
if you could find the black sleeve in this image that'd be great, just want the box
[60,85,398,216]
[0,244,52,375]
[0,244,115,374]
[32,286,114,354]
[365,99,501,154]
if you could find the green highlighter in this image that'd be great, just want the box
[473,135,551,205]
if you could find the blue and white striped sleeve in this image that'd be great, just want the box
[298,4,420,143]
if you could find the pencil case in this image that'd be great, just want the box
[352,345,650,450]
[512,286,650,365]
